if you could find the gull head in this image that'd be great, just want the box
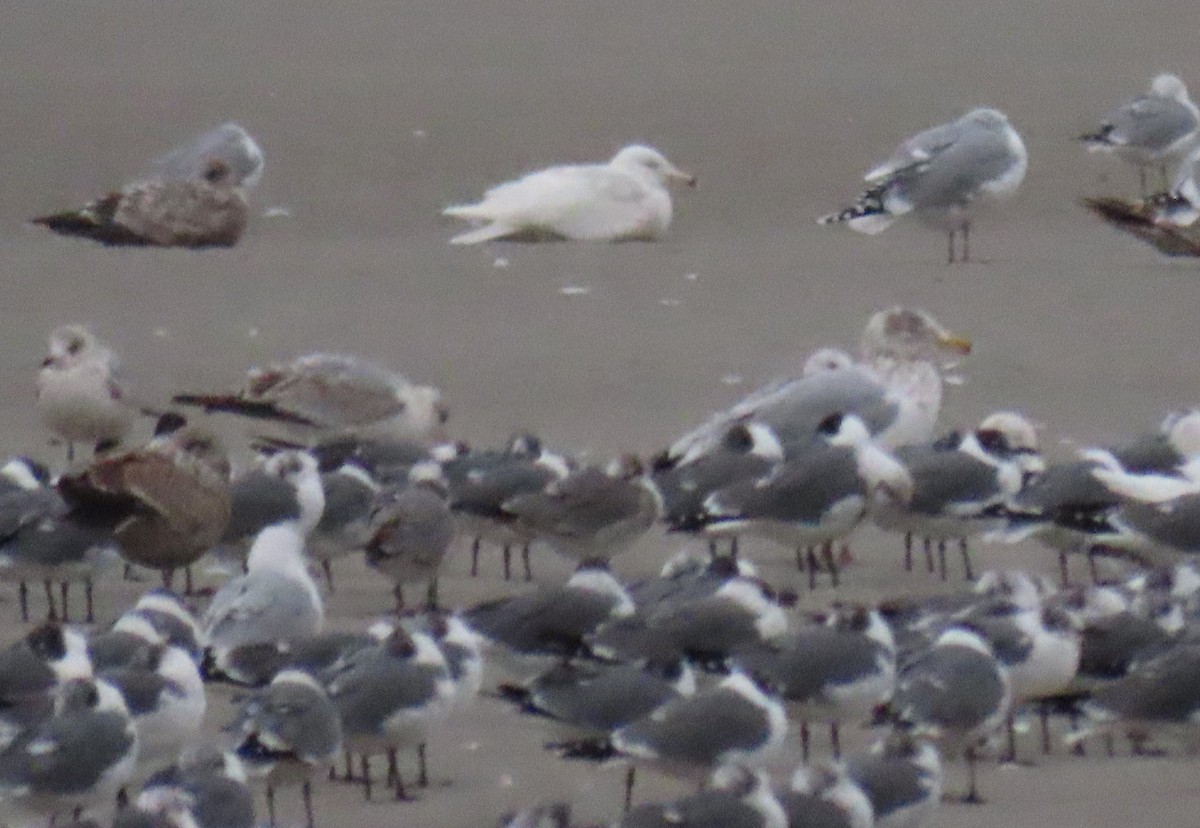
[610,144,697,187]
[1150,73,1190,103]
[860,307,972,363]
[167,425,233,483]
[802,346,856,377]
[42,324,104,371]
[961,107,1012,131]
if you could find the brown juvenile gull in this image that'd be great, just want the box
[57,424,232,588]
[443,144,695,244]
[36,325,135,461]
[819,108,1028,264]
[173,352,448,445]
[32,158,249,248]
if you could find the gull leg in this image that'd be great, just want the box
[85,578,94,623]
[302,781,315,828]
[963,746,984,804]
[923,537,935,573]
[59,582,69,623]
[1040,702,1053,755]
[904,532,913,571]
[822,541,840,587]
[805,548,819,590]
[393,583,405,616]
[361,755,372,801]
[947,230,956,265]
[830,720,842,758]
[1058,550,1071,588]
[960,538,975,581]
[623,765,636,812]
[184,566,194,596]
[962,222,971,264]
[18,582,28,622]
[937,540,948,581]
[418,743,429,787]
[1002,712,1018,763]
[470,537,480,577]
[729,536,739,558]
[425,578,439,611]
[800,720,811,763]
[386,749,398,786]
[795,546,806,572]
[266,783,276,827]
[43,580,57,622]
[522,544,533,581]
[502,545,512,581]
[321,559,335,593]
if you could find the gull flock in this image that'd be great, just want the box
[8,71,1200,828]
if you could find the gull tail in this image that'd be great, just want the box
[1078,125,1118,150]
[31,195,148,247]
[171,393,318,426]
[817,181,900,235]
[447,222,518,245]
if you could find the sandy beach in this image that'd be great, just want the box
[4,1,1200,826]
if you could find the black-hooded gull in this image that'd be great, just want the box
[778,761,874,828]
[443,144,695,244]
[684,413,911,587]
[617,764,787,828]
[321,626,454,800]
[501,455,662,567]
[889,627,1011,802]
[844,730,942,828]
[465,561,635,679]
[134,747,256,828]
[735,605,896,760]
[820,108,1028,263]
[444,433,570,580]
[364,464,455,613]
[878,411,1042,581]
[0,677,138,823]
[232,670,342,828]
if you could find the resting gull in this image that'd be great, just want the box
[1079,73,1200,196]
[57,424,232,589]
[443,144,695,244]
[666,308,971,465]
[820,107,1028,263]
[174,352,449,445]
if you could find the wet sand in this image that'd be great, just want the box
[4,1,1200,826]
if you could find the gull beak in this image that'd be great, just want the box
[936,331,972,356]
[40,356,58,369]
[668,166,697,188]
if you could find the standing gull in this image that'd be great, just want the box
[364,464,455,612]
[819,108,1028,263]
[1079,73,1200,196]
[36,325,134,461]
[232,670,342,828]
[443,144,695,244]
